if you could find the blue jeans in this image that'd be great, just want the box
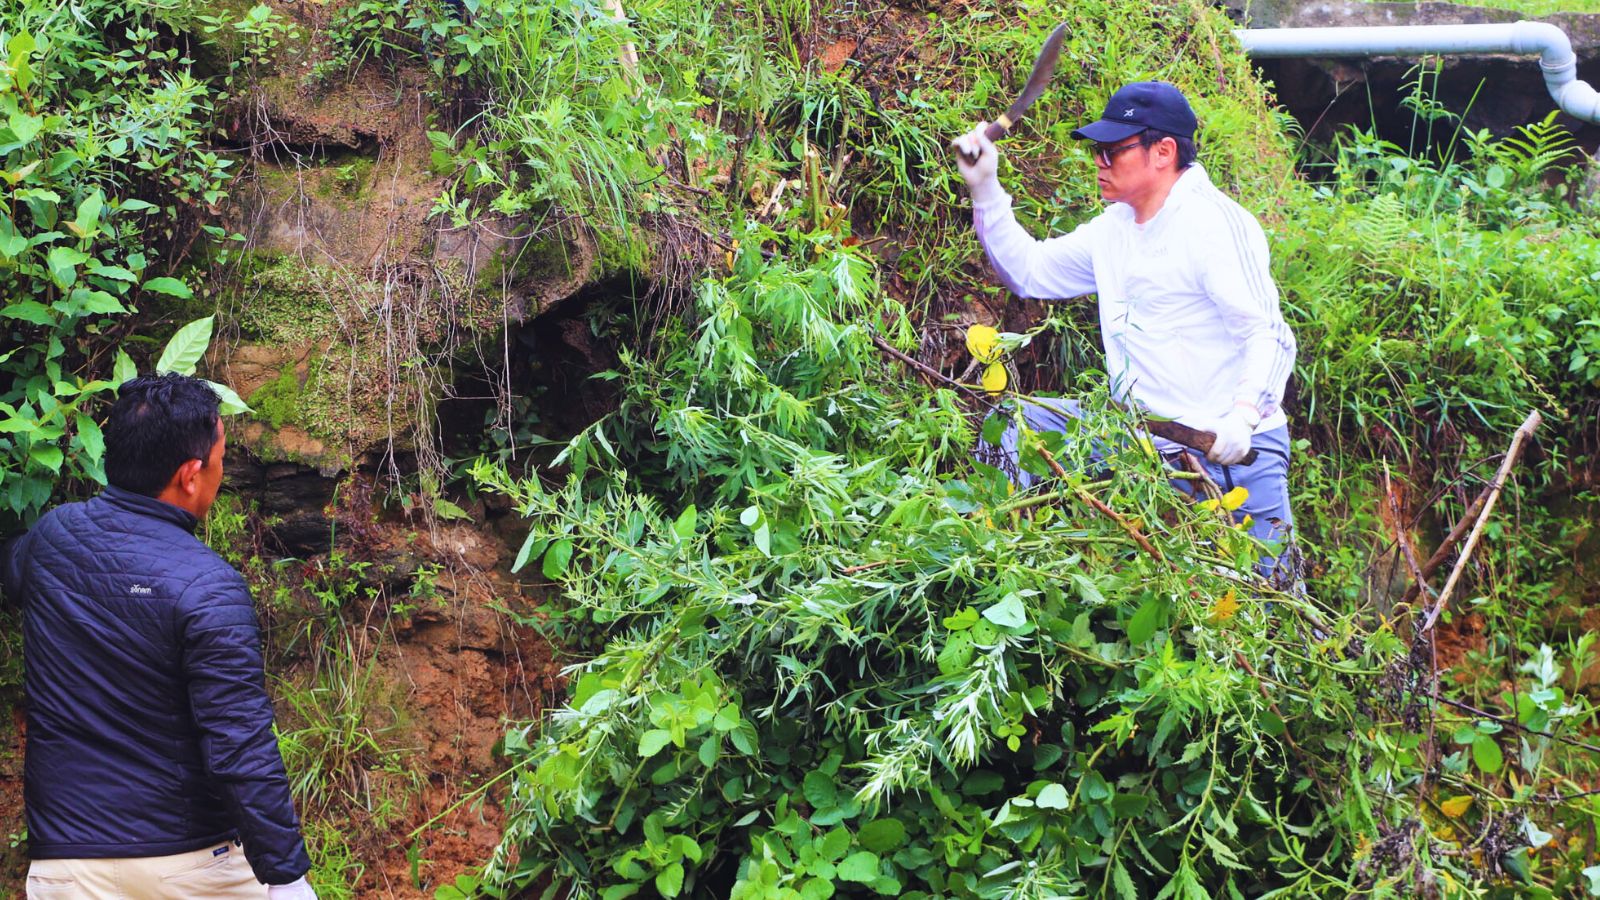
[977,397,1297,584]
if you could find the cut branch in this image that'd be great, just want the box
[871,333,980,394]
[1399,477,1494,607]
[1037,448,1166,564]
[1420,410,1542,633]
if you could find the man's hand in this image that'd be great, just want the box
[951,125,1006,208]
[1205,403,1259,466]
[268,876,319,899]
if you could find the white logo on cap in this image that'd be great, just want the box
[1123,108,1136,117]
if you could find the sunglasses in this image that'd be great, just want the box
[1091,134,1149,167]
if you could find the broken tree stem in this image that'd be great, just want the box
[871,334,980,394]
[1037,448,1166,564]
[1420,410,1541,633]
[1399,476,1495,607]
[1384,461,1432,603]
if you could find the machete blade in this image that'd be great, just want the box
[991,23,1068,137]
[959,23,1068,160]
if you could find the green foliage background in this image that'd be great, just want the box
[4,0,1600,897]
[418,1,1600,898]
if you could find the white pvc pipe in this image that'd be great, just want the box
[1236,22,1600,124]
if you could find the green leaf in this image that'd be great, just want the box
[74,414,104,461]
[141,276,194,299]
[542,539,574,579]
[155,316,213,375]
[655,862,684,898]
[1035,783,1070,810]
[713,704,741,732]
[815,825,851,862]
[8,111,42,145]
[72,190,103,239]
[753,522,771,556]
[1126,599,1163,646]
[600,885,641,900]
[74,289,125,315]
[433,498,471,521]
[836,851,879,883]
[512,532,547,574]
[674,834,704,864]
[942,607,979,631]
[729,720,757,755]
[982,593,1027,629]
[46,246,89,289]
[1581,863,1600,896]
[802,771,837,810]
[869,876,901,896]
[857,818,907,852]
[112,350,137,386]
[87,263,137,282]
[1070,572,1106,605]
[29,444,63,473]
[673,505,697,540]
[980,412,1006,446]
[0,218,27,259]
[2,300,53,326]
[1473,734,1503,774]
[638,729,673,758]
[7,33,35,94]
[204,379,252,416]
[937,630,975,675]
[1111,857,1137,900]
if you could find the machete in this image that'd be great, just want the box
[958,23,1068,164]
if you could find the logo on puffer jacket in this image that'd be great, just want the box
[129,584,152,595]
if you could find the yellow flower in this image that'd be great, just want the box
[1220,486,1250,511]
[981,362,1008,393]
[966,324,1001,363]
[1209,590,1239,623]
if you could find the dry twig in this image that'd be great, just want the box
[1420,410,1542,633]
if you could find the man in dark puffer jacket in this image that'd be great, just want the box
[0,374,315,898]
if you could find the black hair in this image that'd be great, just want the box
[1140,129,1197,169]
[104,373,222,497]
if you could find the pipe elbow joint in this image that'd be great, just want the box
[1511,20,1577,73]
[1554,78,1600,124]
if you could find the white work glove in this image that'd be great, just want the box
[951,124,1009,210]
[268,876,319,900]
[1205,403,1260,466]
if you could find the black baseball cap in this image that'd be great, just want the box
[1071,81,1197,143]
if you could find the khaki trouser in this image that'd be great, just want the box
[26,841,269,899]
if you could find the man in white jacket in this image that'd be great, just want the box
[953,81,1298,578]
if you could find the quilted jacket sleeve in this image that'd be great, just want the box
[178,567,311,885]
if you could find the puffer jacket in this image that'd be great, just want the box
[0,486,310,885]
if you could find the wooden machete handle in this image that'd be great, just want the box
[956,120,1012,165]
[1145,419,1259,467]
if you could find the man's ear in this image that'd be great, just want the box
[1157,137,1179,169]
[170,458,205,496]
